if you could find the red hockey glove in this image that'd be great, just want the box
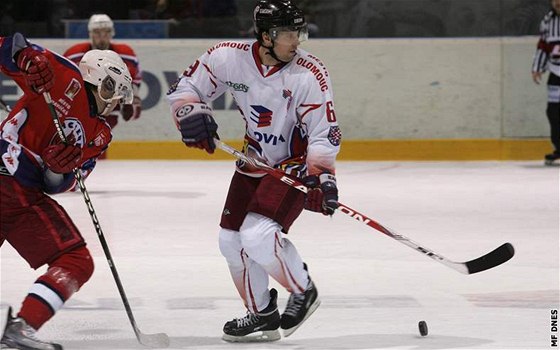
[121,96,142,121]
[304,186,324,213]
[303,172,339,216]
[16,47,54,94]
[173,102,219,154]
[42,144,82,174]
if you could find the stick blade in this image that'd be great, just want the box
[465,243,515,274]
[138,331,170,348]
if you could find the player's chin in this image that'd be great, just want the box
[283,51,297,61]
[96,43,110,50]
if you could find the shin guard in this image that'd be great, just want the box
[18,246,94,329]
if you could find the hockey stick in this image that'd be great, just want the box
[0,98,11,113]
[214,139,515,275]
[43,92,170,348]
[0,98,11,123]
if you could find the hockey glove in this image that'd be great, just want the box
[122,95,142,121]
[16,47,54,94]
[42,144,82,174]
[303,172,339,216]
[173,102,219,154]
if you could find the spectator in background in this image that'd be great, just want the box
[155,0,197,21]
[64,14,142,130]
[202,0,237,17]
[67,0,129,20]
[48,0,76,37]
[129,0,159,20]
[532,0,560,166]
[0,2,17,35]
[154,0,237,19]
[0,0,51,37]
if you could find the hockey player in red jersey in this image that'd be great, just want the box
[167,0,341,342]
[0,33,133,350]
[64,14,142,129]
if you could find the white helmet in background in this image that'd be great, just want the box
[88,14,114,37]
[79,49,133,109]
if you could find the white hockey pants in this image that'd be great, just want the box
[219,212,308,313]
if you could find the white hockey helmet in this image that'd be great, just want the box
[88,14,115,36]
[79,49,133,106]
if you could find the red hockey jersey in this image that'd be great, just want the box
[0,35,112,193]
[64,42,142,87]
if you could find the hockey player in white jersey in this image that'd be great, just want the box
[167,0,341,342]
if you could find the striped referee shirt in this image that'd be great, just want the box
[532,10,560,77]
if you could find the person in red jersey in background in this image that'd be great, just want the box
[64,13,142,130]
[0,32,133,350]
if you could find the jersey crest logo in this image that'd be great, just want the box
[328,125,342,146]
[93,131,108,147]
[64,78,82,101]
[250,105,273,128]
[51,118,85,147]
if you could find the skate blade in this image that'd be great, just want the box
[545,159,560,166]
[282,298,321,337]
[222,329,281,343]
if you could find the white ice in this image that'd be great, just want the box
[1,160,559,350]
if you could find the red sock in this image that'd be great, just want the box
[18,296,54,330]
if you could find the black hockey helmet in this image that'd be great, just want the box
[253,0,307,41]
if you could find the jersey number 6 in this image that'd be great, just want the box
[326,101,337,122]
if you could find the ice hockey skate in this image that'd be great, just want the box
[222,289,281,342]
[0,307,63,350]
[281,279,321,337]
[545,152,560,165]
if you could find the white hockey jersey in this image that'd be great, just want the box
[166,41,341,177]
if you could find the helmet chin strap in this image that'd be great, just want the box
[94,91,118,116]
[263,41,291,64]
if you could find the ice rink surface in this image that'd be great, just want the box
[1,160,559,350]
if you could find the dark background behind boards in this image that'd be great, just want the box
[0,0,552,38]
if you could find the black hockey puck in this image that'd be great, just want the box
[418,320,428,336]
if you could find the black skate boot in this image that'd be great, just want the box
[545,151,560,166]
[222,289,281,342]
[281,278,321,337]
[0,307,63,350]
